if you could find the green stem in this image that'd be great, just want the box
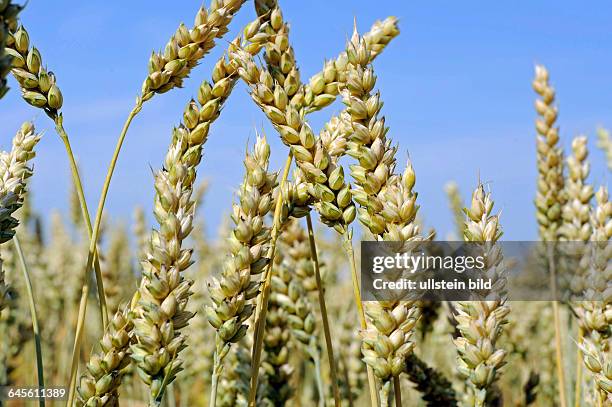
[54,116,108,330]
[342,234,379,406]
[66,100,143,407]
[311,347,326,407]
[574,328,583,407]
[13,235,44,407]
[306,213,341,407]
[166,384,176,407]
[380,380,391,407]
[547,245,568,407]
[66,285,89,407]
[248,152,293,406]
[393,376,401,407]
[209,348,223,407]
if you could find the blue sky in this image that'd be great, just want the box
[2,1,610,240]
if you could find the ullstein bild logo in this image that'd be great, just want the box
[360,241,611,302]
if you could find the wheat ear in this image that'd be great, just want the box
[342,28,423,407]
[533,64,565,241]
[577,187,611,405]
[533,64,569,407]
[453,184,509,407]
[445,182,465,239]
[129,41,269,399]
[206,135,277,406]
[0,123,41,312]
[76,305,135,406]
[0,0,21,98]
[141,0,246,100]
[595,127,612,170]
[303,17,400,113]
[274,220,327,404]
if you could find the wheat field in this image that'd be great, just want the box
[0,1,610,406]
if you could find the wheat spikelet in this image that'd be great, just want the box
[0,0,21,98]
[453,184,509,407]
[141,0,246,100]
[533,65,565,241]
